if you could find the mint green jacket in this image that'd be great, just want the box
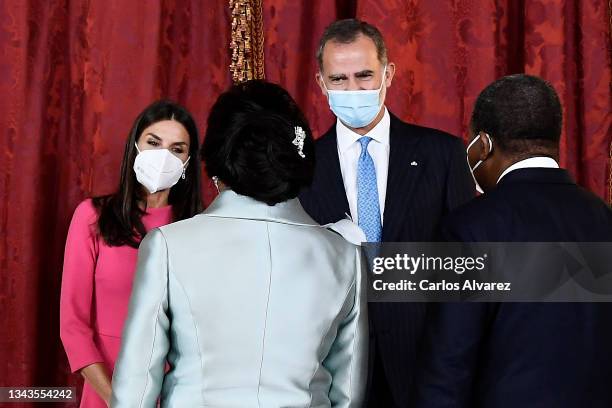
[111,190,367,407]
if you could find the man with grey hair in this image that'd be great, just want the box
[299,18,475,407]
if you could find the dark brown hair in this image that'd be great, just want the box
[317,18,388,70]
[93,100,202,247]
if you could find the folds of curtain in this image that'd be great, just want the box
[263,0,611,200]
[354,0,612,200]
[0,1,231,403]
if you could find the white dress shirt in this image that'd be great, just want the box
[497,156,559,184]
[336,108,390,224]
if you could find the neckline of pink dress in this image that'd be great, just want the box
[144,205,173,215]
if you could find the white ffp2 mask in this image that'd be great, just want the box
[133,144,190,194]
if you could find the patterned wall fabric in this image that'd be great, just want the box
[264,0,611,199]
[263,0,357,136]
[0,0,231,399]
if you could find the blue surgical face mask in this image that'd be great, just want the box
[322,66,386,128]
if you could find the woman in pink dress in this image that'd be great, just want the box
[60,100,202,407]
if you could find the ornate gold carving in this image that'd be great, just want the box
[229,0,265,83]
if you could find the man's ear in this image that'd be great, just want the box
[315,72,327,96]
[385,62,396,87]
[478,132,492,160]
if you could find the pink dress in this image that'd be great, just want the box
[60,199,173,407]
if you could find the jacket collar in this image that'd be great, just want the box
[320,111,424,240]
[382,112,424,240]
[497,167,574,186]
[497,156,559,184]
[336,107,391,152]
[202,190,319,226]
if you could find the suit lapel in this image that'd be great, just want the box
[318,128,351,221]
[382,114,425,241]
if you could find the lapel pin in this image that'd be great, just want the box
[410,161,418,166]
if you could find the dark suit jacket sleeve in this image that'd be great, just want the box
[437,215,478,242]
[413,302,494,408]
[414,219,492,408]
[444,137,475,213]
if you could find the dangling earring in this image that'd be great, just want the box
[181,156,190,180]
[212,176,220,193]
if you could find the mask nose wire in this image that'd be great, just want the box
[135,142,190,166]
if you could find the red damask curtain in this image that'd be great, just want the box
[0,1,231,403]
[264,0,612,198]
[0,1,610,406]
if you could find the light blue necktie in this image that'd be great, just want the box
[357,136,382,242]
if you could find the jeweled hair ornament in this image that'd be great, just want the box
[293,126,306,158]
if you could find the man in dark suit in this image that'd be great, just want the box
[414,74,612,408]
[298,19,474,407]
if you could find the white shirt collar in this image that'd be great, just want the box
[336,108,390,153]
[497,156,559,184]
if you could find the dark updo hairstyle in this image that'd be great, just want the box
[93,100,202,247]
[202,80,315,206]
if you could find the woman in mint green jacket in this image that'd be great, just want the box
[111,80,367,408]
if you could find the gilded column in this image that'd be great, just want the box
[229,0,265,83]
